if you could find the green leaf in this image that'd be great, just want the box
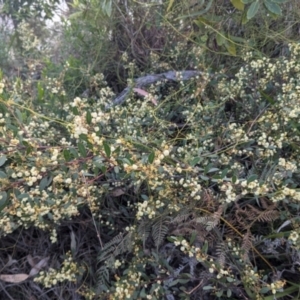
[202,240,208,254]
[270,0,286,3]
[221,168,229,178]
[259,90,275,105]
[231,0,245,10]
[25,143,33,155]
[190,157,202,166]
[106,1,112,17]
[39,177,48,190]
[37,82,44,102]
[167,0,175,12]
[229,35,246,43]
[0,155,7,167]
[68,11,83,20]
[167,236,176,242]
[100,166,107,174]
[0,192,7,200]
[63,149,71,161]
[194,16,219,28]
[72,106,79,115]
[17,193,30,200]
[168,279,179,287]
[264,0,282,15]
[141,194,148,200]
[247,174,258,183]
[242,0,254,3]
[179,0,213,19]
[139,288,147,298]
[207,168,219,173]
[102,0,112,17]
[103,141,111,158]
[86,111,92,125]
[260,286,270,294]
[0,191,8,212]
[227,289,232,297]
[225,39,237,56]
[232,175,237,184]
[0,191,7,203]
[247,1,260,19]
[113,146,120,155]
[216,290,223,297]
[39,176,52,190]
[0,171,7,178]
[189,231,197,245]
[178,279,190,284]
[242,14,249,25]
[78,142,87,157]
[216,32,226,46]
[148,152,155,164]
[79,134,88,142]
[70,147,78,158]
[203,285,214,290]
[263,285,299,299]
[15,109,23,122]
[122,158,132,165]
[212,174,222,180]
[200,175,209,181]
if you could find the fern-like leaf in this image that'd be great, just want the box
[256,210,279,223]
[152,218,169,250]
[138,217,151,248]
[171,212,193,224]
[215,242,226,267]
[196,205,223,231]
[241,230,253,262]
[96,266,110,292]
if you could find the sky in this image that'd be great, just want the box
[0,0,69,30]
[45,0,69,27]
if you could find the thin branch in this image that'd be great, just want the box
[106,70,206,109]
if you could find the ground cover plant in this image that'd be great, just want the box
[0,0,300,299]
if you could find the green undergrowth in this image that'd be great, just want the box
[0,0,300,299]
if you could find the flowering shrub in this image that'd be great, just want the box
[1,39,300,298]
[1,1,300,299]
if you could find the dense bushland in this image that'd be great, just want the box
[0,0,300,299]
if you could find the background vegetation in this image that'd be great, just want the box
[1,0,300,299]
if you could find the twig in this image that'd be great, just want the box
[81,174,103,249]
[183,280,203,295]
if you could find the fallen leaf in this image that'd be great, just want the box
[6,255,17,267]
[110,188,125,197]
[27,255,35,268]
[70,230,77,255]
[0,273,29,283]
[29,257,50,277]
[133,88,158,105]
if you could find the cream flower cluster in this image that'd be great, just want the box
[220,182,237,203]
[240,180,269,197]
[271,186,300,202]
[114,270,142,299]
[288,230,300,249]
[173,237,207,260]
[278,158,297,173]
[178,177,202,199]
[226,123,249,143]
[136,197,164,220]
[34,252,83,288]
[268,280,286,295]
